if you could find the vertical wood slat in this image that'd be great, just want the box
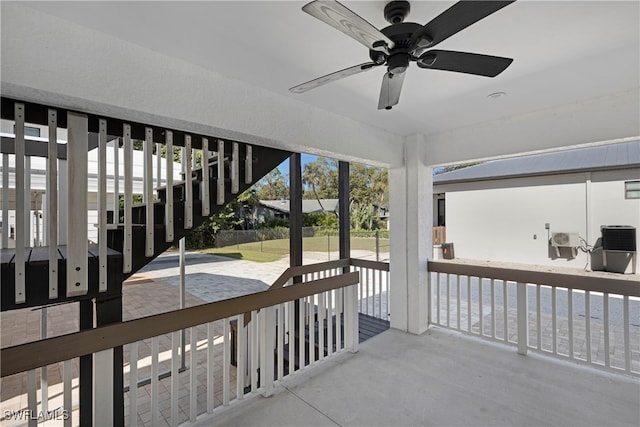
[245,145,252,184]
[259,307,275,397]
[41,310,48,413]
[190,328,197,422]
[336,289,343,352]
[129,342,139,427]
[456,276,461,330]
[63,359,73,427]
[113,138,119,225]
[516,282,528,355]
[201,138,210,216]
[603,293,610,367]
[585,291,592,363]
[466,277,471,333]
[217,140,225,205]
[377,269,383,319]
[446,274,451,328]
[277,304,285,377]
[48,110,59,298]
[250,311,258,391]
[144,128,154,257]
[568,289,574,358]
[151,337,159,426]
[503,281,508,342]
[1,153,8,249]
[231,142,239,194]
[623,295,631,372]
[237,315,246,399]
[318,293,325,360]
[14,103,26,303]
[171,332,179,426]
[184,136,193,229]
[98,119,108,292]
[436,272,441,325]
[327,290,334,356]
[478,278,484,335]
[536,285,542,350]
[25,156,31,247]
[66,112,88,297]
[287,300,296,375]
[223,319,230,406]
[299,297,306,369]
[123,124,133,273]
[206,322,215,414]
[165,131,174,242]
[156,143,162,192]
[308,296,315,365]
[27,369,37,427]
[490,279,496,338]
[551,287,557,354]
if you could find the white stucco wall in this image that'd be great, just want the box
[437,169,639,272]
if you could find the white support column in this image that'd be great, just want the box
[389,134,432,334]
[47,110,58,298]
[98,119,108,292]
[66,112,88,297]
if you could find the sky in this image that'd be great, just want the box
[276,153,318,177]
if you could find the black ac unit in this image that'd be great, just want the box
[601,225,636,252]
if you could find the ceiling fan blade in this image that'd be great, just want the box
[378,72,406,110]
[290,62,379,93]
[417,50,513,77]
[411,1,515,55]
[302,0,394,53]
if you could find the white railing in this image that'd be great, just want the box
[351,259,390,321]
[1,261,360,426]
[428,260,640,376]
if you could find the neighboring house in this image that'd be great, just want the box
[433,140,640,273]
[254,199,339,223]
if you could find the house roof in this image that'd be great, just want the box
[433,140,640,184]
[259,199,339,214]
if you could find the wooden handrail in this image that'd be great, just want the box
[1,271,359,377]
[428,260,640,297]
[350,258,390,272]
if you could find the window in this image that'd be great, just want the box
[625,181,640,199]
[13,125,41,137]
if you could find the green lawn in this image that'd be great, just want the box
[201,235,389,263]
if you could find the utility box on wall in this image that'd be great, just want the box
[592,225,637,274]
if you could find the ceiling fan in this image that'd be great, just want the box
[290,0,515,110]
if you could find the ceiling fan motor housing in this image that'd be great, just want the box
[384,1,411,24]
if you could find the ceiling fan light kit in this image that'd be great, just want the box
[290,0,516,110]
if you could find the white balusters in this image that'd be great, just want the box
[217,140,225,205]
[236,315,246,399]
[151,336,160,426]
[144,127,154,257]
[27,369,37,427]
[190,328,197,422]
[245,145,253,184]
[66,112,88,297]
[184,136,193,229]
[63,359,73,427]
[171,331,180,426]
[48,110,58,298]
[231,142,239,194]
[516,282,528,355]
[165,131,174,242]
[223,318,230,406]
[113,137,119,225]
[201,138,210,216]
[206,322,215,414]
[98,119,108,292]
[1,152,8,249]
[14,103,26,303]
[123,124,133,273]
[129,342,139,427]
[93,349,114,426]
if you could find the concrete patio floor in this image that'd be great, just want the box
[200,327,640,427]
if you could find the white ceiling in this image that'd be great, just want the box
[17,1,640,139]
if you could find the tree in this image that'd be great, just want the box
[349,163,388,230]
[255,168,289,200]
[302,157,338,210]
